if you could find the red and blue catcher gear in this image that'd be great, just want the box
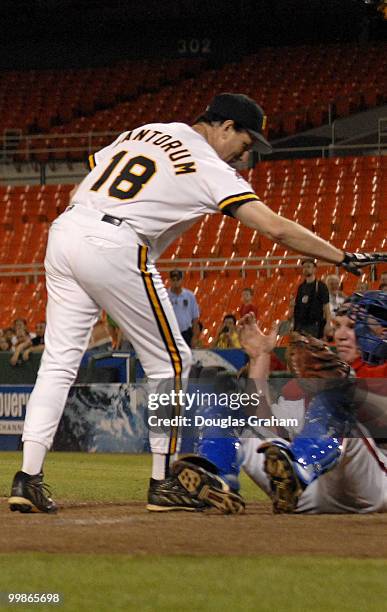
[275,437,342,487]
[198,436,242,492]
[195,397,242,492]
[193,371,247,492]
[348,290,387,365]
[259,436,341,489]
[261,386,355,487]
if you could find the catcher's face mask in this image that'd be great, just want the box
[348,290,387,365]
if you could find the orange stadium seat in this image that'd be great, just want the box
[0,155,386,331]
[2,43,386,164]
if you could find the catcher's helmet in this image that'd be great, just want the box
[348,290,387,365]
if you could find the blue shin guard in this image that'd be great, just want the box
[287,386,355,485]
[288,436,342,486]
[197,436,241,492]
[195,398,242,491]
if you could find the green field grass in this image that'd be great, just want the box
[1,452,386,612]
[0,555,386,612]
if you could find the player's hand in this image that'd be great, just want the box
[340,252,387,276]
[237,313,279,358]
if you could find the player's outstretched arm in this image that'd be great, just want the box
[235,200,344,264]
[235,201,387,275]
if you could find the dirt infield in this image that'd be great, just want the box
[1,499,386,558]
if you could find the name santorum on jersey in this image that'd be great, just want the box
[117,127,196,175]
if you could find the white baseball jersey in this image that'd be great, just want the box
[74,122,260,258]
[22,122,263,465]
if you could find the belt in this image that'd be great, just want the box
[101,214,123,226]
[66,205,123,227]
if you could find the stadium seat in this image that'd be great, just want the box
[0,154,385,331]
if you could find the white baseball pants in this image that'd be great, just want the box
[22,205,192,454]
[296,436,387,514]
[241,435,387,513]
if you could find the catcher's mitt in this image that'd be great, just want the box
[286,333,351,391]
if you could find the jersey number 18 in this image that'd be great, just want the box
[91,151,156,200]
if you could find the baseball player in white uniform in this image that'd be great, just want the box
[8,93,382,514]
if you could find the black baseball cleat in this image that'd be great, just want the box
[8,471,57,514]
[171,460,245,515]
[146,477,207,512]
[259,444,304,514]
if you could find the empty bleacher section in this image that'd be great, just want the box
[0,58,204,134]
[1,156,385,340]
[3,42,386,163]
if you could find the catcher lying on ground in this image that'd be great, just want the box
[172,292,387,515]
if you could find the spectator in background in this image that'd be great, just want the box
[3,327,15,348]
[0,336,10,352]
[105,312,133,351]
[292,259,331,339]
[31,321,45,346]
[168,269,200,347]
[239,287,258,319]
[11,318,30,347]
[105,312,123,350]
[378,272,387,289]
[192,321,205,348]
[88,312,132,352]
[10,321,46,365]
[88,315,112,351]
[325,273,347,316]
[213,314,241,349]
[10,327,32,366]
[380,283,387,292]
[22,321,46,362]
